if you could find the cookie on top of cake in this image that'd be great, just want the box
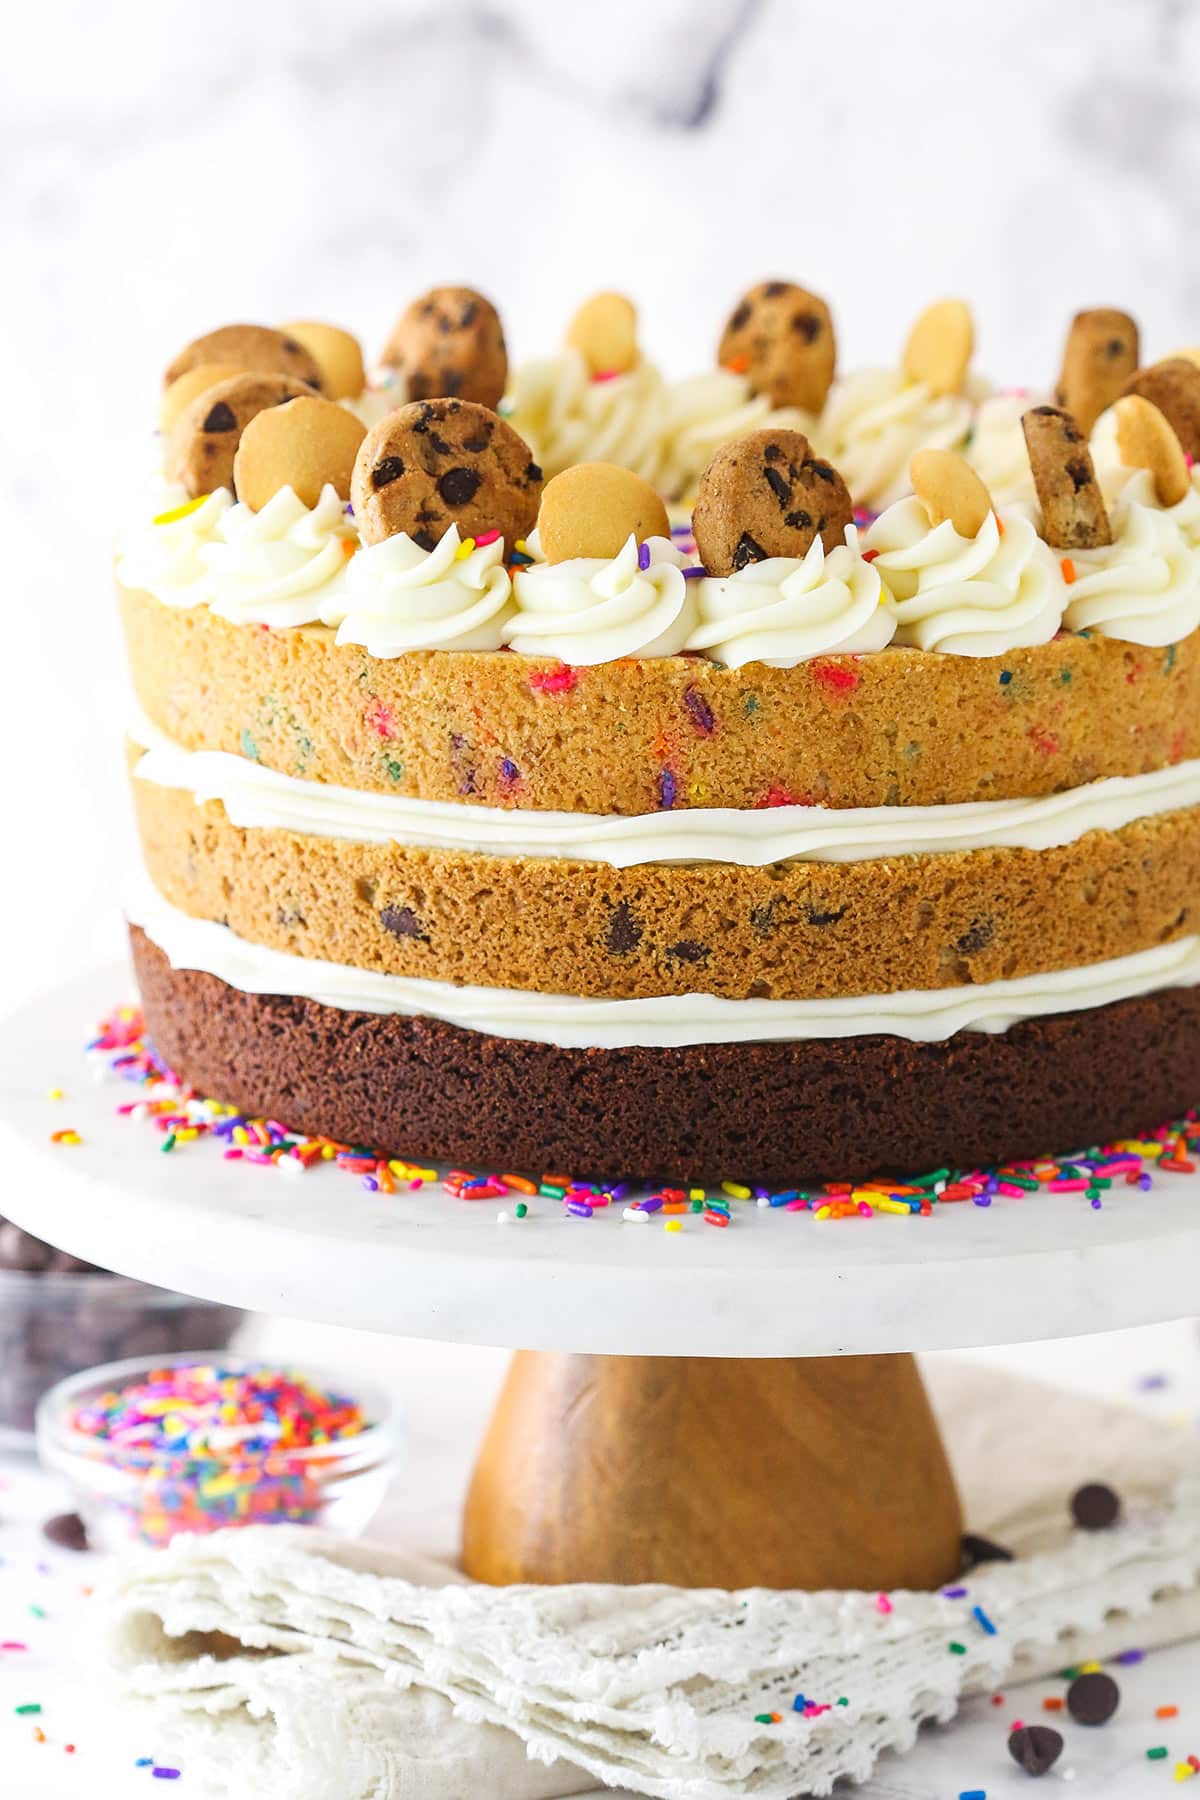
[118,281,1200,1185]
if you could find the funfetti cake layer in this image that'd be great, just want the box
[119,287,1200,1186]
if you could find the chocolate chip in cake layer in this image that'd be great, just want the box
[380,905,428,943]
[605,901,643,955]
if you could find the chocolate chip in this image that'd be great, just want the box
[960,1532,1015,1568]
[429,431,455,455]
[463,434,491,453]
[202,401,237,433]
[666,940,709,963]
[525,460,543,485]
[784,509,812,531]
[763,281,787,298]
[792,310,822,342]
[763,465,791,506]
[460,301,478,328]
[750,900,778,937]
[372,456,405,489]
[1066,459,1092,490]
[437,466,482,507]
[43,1511,89,1553]
[1070,1481,1121,1530]
[441,370,464,396]
[763,442,782,461]
[413,529,437,551]
[805,904,846,927]
[1066,1670,1120,1726]
[954,918,994,957]
[731,531,767,570]
[605,901,642,955]
[379,905,428,942]
[808,460,838,484]
[728,301,752,332]
[1007,1725,1063,1775]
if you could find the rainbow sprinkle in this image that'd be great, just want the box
[87,1008,1200,1234]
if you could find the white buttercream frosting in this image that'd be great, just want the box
[687,528,893,669]
[505,533,694,663]
[203,485,359,627]
[336,525,514,655]
[964,391,1039,507]
[654,370,815,501]
[1066,479,1200,646]
[130,711,1200,868]
[129,880,1200,1050]
[115,487,234,608]
[341,370,407,430]
[504,351,668,487]
[865,499,1065,655]
[817,369,983,512]
[504,353,814,501]
[117,482,358,625]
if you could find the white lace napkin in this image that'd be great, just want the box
[101,1362,1200,1800]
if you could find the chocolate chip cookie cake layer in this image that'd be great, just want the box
[118,289,1200,1183]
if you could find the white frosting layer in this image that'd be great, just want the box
[130,711,1200,867]
[130,880,1200,1049]
[687,529,894,668]
[1066,480,1200,647]
[817,370,981,511]
[866,500,1065,656]
[505,533,693,663]
[504,353,814,501]
[337,526,514,655]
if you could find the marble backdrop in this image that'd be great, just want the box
[1,0,1197,999]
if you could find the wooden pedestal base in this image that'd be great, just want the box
[462,1350,963,1590]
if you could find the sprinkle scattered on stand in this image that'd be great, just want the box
[87,1010,1200,1238]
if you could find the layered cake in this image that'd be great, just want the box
[118,286,1200,1184]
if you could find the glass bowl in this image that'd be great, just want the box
[0,1269,244,1452]
[37,1352,398,1552]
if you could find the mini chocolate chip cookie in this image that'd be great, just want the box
[1055,308,1140,435]
[1121,357,1200,461]
[691,429,854,576]
[164,324,322,392]
[166,372,317,499]
[380,286,508,410]
[717,282,836,413]
[1021,404,1112,549]
[350,398,542,549]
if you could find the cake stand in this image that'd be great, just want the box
[3,963,1199,1592]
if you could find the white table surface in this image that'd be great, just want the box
[1,1317,1199,1798]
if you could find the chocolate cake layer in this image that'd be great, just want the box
[131,926,1200,1186]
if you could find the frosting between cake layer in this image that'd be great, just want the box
[129,879,1200,1049]
[130,711,1200,865]
[865,500,1065,655]
[505,533,694,663]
